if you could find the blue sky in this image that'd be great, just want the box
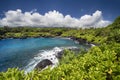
[0,0,120,20]
[0,0,119,28]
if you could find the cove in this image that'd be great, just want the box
[0,38,90,72]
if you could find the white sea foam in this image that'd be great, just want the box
[90,44,96,47]
[24,47,62,73]
[24,46,78,73]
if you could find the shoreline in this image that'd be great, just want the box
[0,36,97,47]
[29,39,94,72]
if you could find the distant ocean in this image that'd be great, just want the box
[0,38,89,72]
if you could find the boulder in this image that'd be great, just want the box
[56,51,64,59]
[35,59,53,70]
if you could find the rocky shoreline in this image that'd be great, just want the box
[34,47,81,71]
[33,37,97,71]
[0,36,96,71]
[70,36,97,46]
[0,36,97,46]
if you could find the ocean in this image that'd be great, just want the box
[0,37,89,72]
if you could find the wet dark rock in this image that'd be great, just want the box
[71,37,87,44]
[56,51,64,59]
[56,48,81,59]
[70,36,98,46]
[19,37,27,39]
[69,48,81,52]
[35,59,53,70]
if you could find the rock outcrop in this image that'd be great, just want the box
[35,59,53,70]
[70,37,87,44]
[56,51,64,59]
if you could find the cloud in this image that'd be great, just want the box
[0,9,111,28]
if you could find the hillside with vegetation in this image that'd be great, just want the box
[0,17,120,80]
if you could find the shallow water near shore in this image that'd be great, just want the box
[0,37,90,72]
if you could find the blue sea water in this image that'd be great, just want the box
[0,38,88,72]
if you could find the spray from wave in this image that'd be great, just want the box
[23,46,78,73]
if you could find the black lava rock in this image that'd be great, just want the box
[35,59,53,70]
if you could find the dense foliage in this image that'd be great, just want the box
[0,17,120,80]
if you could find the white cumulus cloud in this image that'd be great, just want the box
[0,9,111,28]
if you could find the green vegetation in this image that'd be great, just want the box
[0,17,120,80]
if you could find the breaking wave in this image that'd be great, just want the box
[23,46,78,73]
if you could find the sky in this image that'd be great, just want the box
[0,0,120,28]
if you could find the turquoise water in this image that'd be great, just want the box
[0,38,86,72]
